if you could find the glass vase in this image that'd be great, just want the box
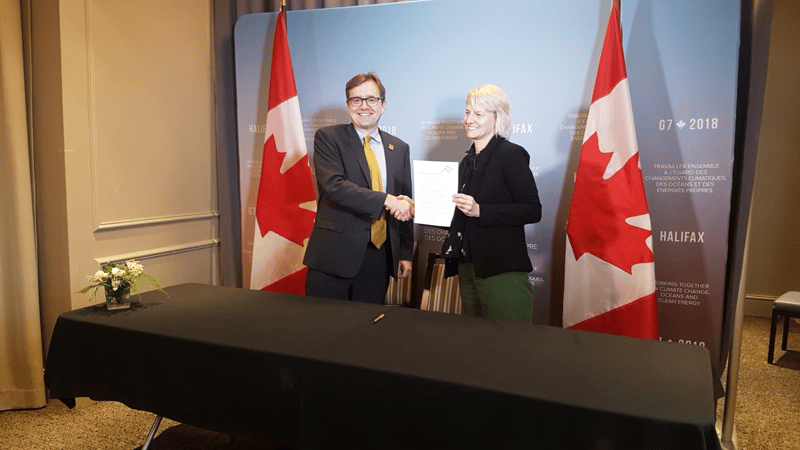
[105,289,132,310]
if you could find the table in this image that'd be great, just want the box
[45,284,722,449]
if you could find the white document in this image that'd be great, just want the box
[412,160,459,227]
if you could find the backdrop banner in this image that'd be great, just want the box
[235,0,740,374]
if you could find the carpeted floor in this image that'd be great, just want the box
[0,400,286,450]
[1,316,798,449]
[714,316,800,450]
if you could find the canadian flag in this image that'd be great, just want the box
[250,11,316,295]
[563,1,658,339]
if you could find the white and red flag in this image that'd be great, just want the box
[250,11,316,295]
[563,1,658,339]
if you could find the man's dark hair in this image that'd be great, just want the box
[345,72,386,100]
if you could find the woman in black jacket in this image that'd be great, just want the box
[441,84,542,321]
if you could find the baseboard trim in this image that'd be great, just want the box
[744,295,776,318]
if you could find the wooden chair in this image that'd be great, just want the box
[419,253,461,314]
[384,242,417,306]
[768,291,800,364]
[384,272,412,306]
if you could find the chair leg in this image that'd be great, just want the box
[769,309,779,364]
[783,314,791,351]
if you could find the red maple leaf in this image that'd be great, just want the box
[255,135,316,246]
[567,132,653,274]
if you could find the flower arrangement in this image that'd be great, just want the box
[79,259,163,304]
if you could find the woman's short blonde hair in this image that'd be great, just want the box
[466,84,512,139]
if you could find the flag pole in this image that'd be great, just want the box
[281,0,287,33]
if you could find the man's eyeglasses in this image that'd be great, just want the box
[348,97,384,107]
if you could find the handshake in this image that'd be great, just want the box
[384,194,415,222]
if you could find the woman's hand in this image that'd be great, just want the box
[453,193,480,217]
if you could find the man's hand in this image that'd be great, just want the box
[384,194,413,221]
[396,195,415,218]
[398,260,412,278]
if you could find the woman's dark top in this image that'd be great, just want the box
[442,135,542,278]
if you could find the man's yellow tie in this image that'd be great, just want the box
[363,136,386,248]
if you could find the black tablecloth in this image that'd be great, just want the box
[45,283,721,449]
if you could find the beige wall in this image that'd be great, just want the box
[32,0,219,354]
[744,0,800,316]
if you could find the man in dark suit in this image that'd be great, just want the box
[303,72,414,303]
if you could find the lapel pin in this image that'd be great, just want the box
[388,144,394,151]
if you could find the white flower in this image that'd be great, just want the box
[80,258,161,301]
[126,260,144,276]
